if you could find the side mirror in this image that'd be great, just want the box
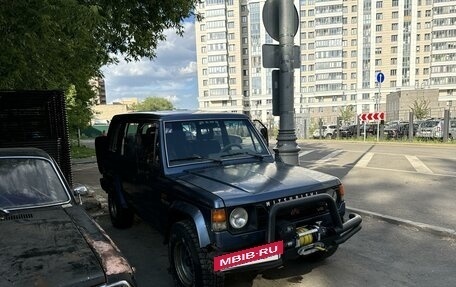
[73,183,89,205]
[253,119,269,147]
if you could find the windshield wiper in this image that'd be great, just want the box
[170,155,222,164]
[220,151,265,160]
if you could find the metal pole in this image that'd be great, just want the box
[408,111,414,141]
[274,0,300,165]
[443,109,450,141]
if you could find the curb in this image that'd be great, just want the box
[347,206,456,239]
[72,156,97,165]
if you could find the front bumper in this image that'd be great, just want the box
[219,194,362,273]
[267,193,362,245]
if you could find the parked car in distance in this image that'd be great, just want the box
[416,118,456,140]
[359,123,378,137]
[333,124,359,138]
[312,124,337,139]
[0,148,136,287]
[384,122,418,139]
[95,111,362,287]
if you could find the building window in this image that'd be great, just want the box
[391,58,397,64]
[376,25,382,32]
[391,46,398,53]
[392,11,398,18]
[391,35,398,42]
[376,1,383,8]
[390,81,396,87]
[392,23,398,30]
[376,13,383,20]
[390,69,397,76]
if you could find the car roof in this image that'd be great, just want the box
[0,147,52,159]
[111,110,249,122]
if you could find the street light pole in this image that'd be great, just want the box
[262,0,301,165]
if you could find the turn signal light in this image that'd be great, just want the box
[339,184,345,199]
[211,209,227,231]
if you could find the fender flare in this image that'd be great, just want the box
[169,201,211,248]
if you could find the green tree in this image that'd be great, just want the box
[0,0,197,134]
[339,105,356,124]
[410,97,430,120]
[132,97,174,111]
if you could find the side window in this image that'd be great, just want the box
[138,121,160,166]
[121,123,139,157]
[108,122,125,153]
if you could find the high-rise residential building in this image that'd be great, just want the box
[89,77,107,105]
[195,0,456,125]
[195,0,300,123]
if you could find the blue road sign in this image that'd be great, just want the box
[376,72,385,83]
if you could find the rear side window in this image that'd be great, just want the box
[122,123,140,156]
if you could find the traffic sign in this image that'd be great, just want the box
[262,44,301,68]
[359,112,385,121]
[262,0,299,42]
[376,72,385,83]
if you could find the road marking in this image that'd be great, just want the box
[298,150,314,157]
[315,150,343,164]
[355,152,374,168]
[405,155,434,174]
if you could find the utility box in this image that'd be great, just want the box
[0,90,72,185]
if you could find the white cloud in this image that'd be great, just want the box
[102,21,198,109]
[179,61,197,74]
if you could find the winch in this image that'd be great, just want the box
[281,223,329,256]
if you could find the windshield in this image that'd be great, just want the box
[0,158,70,210]
[164,118,270,166]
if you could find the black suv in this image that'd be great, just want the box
[95,111,361,286]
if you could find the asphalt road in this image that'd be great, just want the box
[72,141,456,287]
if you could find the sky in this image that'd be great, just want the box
[101,21,198,109]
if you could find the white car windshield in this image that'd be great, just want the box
[0,158,70,209]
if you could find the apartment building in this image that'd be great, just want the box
[195,0,456,126]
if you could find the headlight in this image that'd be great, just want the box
[229,207,248,229]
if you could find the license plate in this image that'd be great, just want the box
[213,241,283,271]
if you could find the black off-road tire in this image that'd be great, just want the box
[169,220,224,287]
[305,244,338,262]
[108,191,134,229]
